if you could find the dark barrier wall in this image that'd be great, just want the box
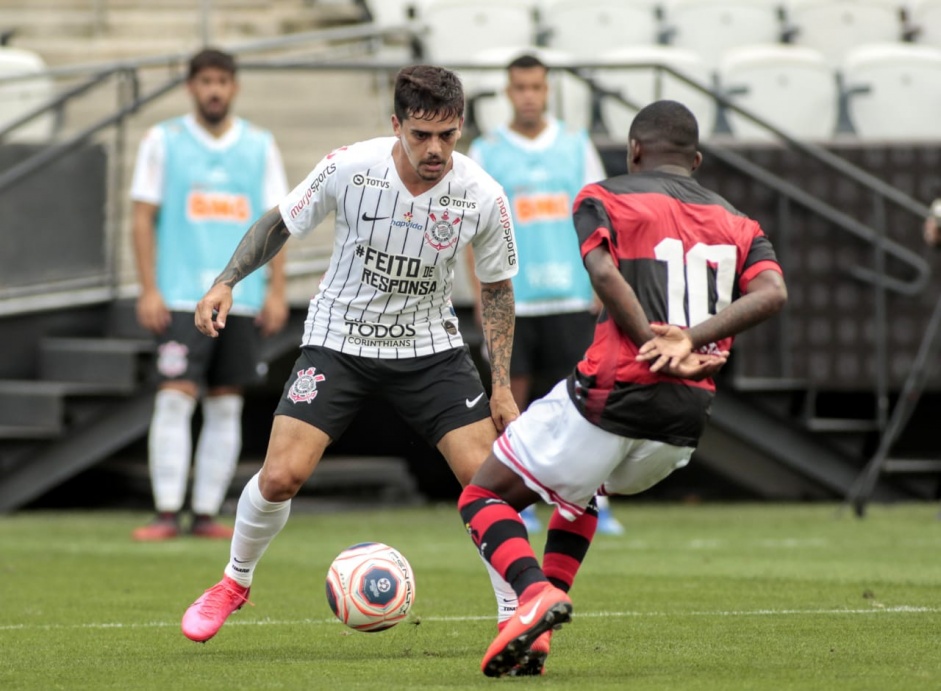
[599,142,941,391]
[0,143,108,292]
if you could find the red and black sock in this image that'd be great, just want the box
[542,496,599,593]
[458,484,548,599]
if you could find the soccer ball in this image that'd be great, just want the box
[325,542,415,632]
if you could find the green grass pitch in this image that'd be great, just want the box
[1,502,939,690]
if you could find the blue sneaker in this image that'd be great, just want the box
[596,507,625,536]
[519,505,542,533]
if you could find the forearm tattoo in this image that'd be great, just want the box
[214,208,290,288]
[480,280,515,388]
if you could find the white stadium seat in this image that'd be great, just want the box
[0,47,55,143]
[782,0,906,65]
[906,0,941,47]
[541,0,664,60]
[594,46,716,141]
[661,0,785,72]
[841,42,941,140]
[459,46,592,135]
[418,0,538,64]
[717,44,838,142]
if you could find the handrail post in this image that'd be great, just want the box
[872,194,889,432]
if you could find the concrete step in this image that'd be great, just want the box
[39,337,154,390]
[0,380,66,430]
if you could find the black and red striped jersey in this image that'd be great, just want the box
[568,170,782,446]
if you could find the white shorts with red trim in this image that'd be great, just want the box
[493,380,694,521]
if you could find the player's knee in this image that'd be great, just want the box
[258,465,306,501]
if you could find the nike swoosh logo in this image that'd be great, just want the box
[232,557,249,564]
[361,212,389,222]
[518,596,544,626]
[465,392,485,408]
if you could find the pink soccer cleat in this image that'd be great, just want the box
[481,583,572,677]
[181,575,251,642]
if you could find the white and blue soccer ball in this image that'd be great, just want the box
[326,542,416,632]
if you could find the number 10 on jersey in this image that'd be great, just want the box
[654,238,736,327]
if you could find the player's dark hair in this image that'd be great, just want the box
[629,100,699,162]
[394,65,464,122]
[187,48,237,80]
[507,53,547,72]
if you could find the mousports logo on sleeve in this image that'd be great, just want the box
[290,163,336,219]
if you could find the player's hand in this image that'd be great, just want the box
[488,385,519,433]
[661,351,729,381]
[195,283,233,337]
[636,323,694,373]
[257,293,289,338]
[136,288,171,334]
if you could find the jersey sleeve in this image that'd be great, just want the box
[129,126,165,205]
[471,190,518,283]
[573,183,616,258]
[738,221,783,292]
[263,135,289,209]
[278,153,339,237]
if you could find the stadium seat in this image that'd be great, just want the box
[459,46,592,136]
[841,42,941,140]
[540,0,665,60]
[661,0,785,72]
[594,46,716,141]
[418,0,538,64]
[781,0,907,65]
[717,44,838,142]
[905,0,941,46]
[0,47,55,143]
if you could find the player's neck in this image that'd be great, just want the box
[195,114,234,139]
[509,117,548,140]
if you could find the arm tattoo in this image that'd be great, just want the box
[213,207,291,288]
[480,279,515,388]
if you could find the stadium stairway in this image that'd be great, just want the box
[0,300,307,513]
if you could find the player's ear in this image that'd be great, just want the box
[628,138,642,170]
[391,114,402,136]
[690,150,703,172]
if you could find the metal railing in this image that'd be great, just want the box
[0,28,934,424]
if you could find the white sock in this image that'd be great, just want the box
[224,473,291,587]
[481,555,518,626]
[148,389,196,513]
[596,494,611,512]
[191,394,243,516]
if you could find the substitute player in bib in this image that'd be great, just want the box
[130,48,289,541]
[458,100,788,677]
[467,52,623,536]
[181,65,523,642]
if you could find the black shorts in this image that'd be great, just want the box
[274,345,491,446]
[154,311,265,388]
[511,311,596,382]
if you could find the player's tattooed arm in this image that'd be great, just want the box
[213,207,291,288]
[480,278,515,387]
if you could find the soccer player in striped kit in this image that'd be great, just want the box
[181,65,525,643]
[130,48,289,541]
[459,100,788,677]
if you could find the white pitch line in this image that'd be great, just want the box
[1,606,938,633]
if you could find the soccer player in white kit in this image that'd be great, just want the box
[181,65,522,643]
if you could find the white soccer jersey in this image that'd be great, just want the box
[279,136,518,358]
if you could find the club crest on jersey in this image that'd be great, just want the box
[287,367,326,404]
[157,341,188,378]
[425,210,460,250]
